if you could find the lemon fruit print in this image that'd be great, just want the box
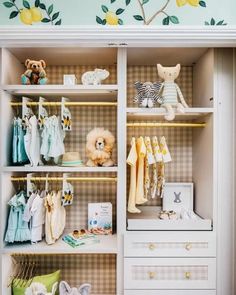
[3,0,62,25]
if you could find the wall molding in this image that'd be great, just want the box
[1,26,236,47]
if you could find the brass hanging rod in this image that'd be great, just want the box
[10,101,117,107]
[11,176,117,182]
[127,122,206,128]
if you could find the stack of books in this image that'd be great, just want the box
[62,232,100,248]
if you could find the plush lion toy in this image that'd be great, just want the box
[86,128,115,167]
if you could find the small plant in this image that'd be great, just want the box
[3,0,62,25]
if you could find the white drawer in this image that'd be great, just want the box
[124,232,216,257]
[124,291,216,295]
[124,258,216,290]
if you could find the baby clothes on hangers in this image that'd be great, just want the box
[5,191,31,243]
[127,137,140,214]
[30,191,46,243]
[24,115,41,167]
[136,136,148,205]
[45,191,66,245]
[41,116,65,164]
[144,137,155,199]
[12,117,29,165]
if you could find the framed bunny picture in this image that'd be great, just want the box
[162,183,193,214]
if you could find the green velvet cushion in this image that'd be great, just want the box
[12,270,60,295]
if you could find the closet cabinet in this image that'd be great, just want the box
[0,38,234,295]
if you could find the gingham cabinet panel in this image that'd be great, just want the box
[124,290,216,295]
[124,232,216,257]
[124,258,216,290]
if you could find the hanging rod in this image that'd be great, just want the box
[11,176,117,182]
[10,101,117,107]
[127,122,206,128]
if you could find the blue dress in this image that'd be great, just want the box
[5,192,31,243]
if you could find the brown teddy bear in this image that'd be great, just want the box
[21,59,48,85]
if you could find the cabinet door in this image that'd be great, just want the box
[124,232,216,257]
[124,258,216,290]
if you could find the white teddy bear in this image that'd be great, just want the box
[25,282,58,295]
[157,64,189,121]
[81,69,109,85]
[59,281,91,295]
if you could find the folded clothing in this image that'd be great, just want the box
[62,232,99,248]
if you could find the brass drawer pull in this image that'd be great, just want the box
[185,271,191,279]
[148,271,156,279]
[185,243,192,251]
[148,243,156,251]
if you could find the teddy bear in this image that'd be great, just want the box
[21,59,47,85]
[59,281,91,295]
[133,81,163,108]
[81,69,109,85]
[86,127,115,167]
[157,64,189,121]
[25,282,58,295]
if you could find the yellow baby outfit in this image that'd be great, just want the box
[136,136,148,205]
[127,137,140,213]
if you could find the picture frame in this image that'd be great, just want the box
[162,183,194,213]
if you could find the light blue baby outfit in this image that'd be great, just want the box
[5,191,31,243]
[12,118,29,164]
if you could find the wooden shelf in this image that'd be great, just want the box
[127,206,212,231]
[127,107,214,121]
[2,84,118,98]
[3,234,118,255]
[2,166,118,173]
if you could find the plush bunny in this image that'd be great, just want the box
[157,64,189,121]
[133,81,162,108]
[59,281,91,295]
[25,282,58,295]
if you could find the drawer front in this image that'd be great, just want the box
[124,291,216,295]
[124,258,216,290]
[124,232,216,257]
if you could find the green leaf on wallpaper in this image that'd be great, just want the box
[126,0,131,5]
[169,16,179,24]
[142,0,149,4]
[96,16,103,24]
[41,18,51,22]
[210,18,215,25]
[133,15,144,21]
[35,0,40,7]
[199,1,206,7]
[102,5,108,13]
[118,19,124,25]
[116,8,125,15]
[111,0,116,3]
[205,21,210,25]
[52,12,60,21]
[23,0,30,9]
[9,10,19,19]
[162,16,169,25]
[39,3,46,10]
[48,4,53,15]
[102,19,107,25]
[3,2,14,8]
[55,19,62,25]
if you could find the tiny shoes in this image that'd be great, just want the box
[159,210,178,220]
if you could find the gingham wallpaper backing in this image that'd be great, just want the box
[132,265,208,281]
[127,65,193,107]
[46,65,117,85]
[13,254,116,295]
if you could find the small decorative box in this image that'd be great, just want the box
[63,74,77,85]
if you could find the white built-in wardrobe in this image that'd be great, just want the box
[0,28,235,295]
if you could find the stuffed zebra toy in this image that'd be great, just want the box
[133,81,163,108]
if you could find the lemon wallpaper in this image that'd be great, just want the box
[0,0,235,26]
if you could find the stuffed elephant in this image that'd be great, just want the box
[25,282,58,295]
[59,281,91,295]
